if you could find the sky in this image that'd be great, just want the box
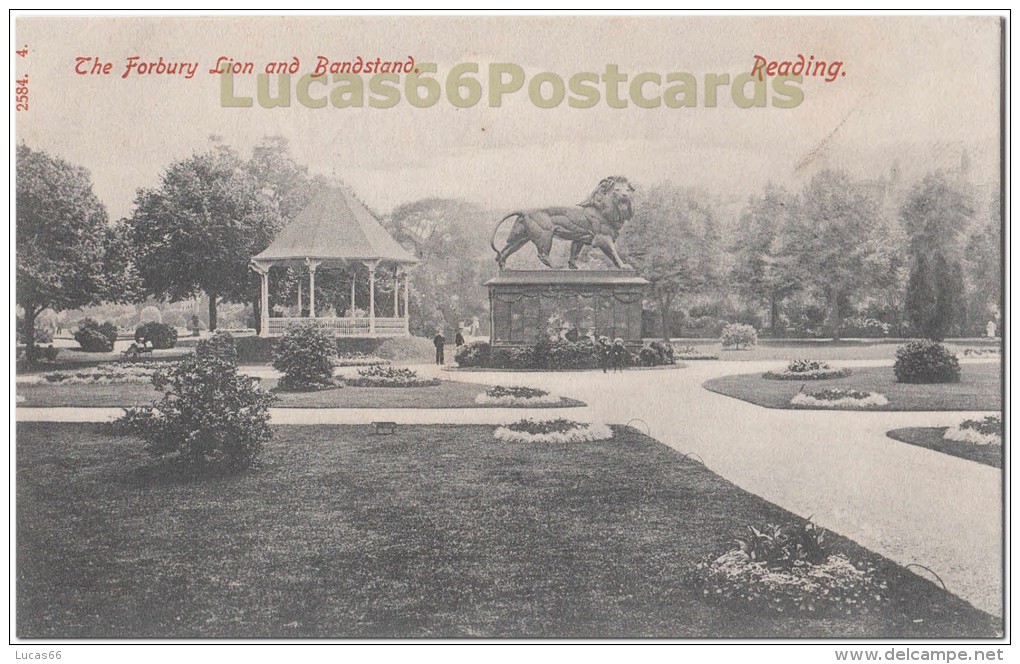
[15,15,1002,221]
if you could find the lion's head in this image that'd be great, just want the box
[579,176,635,226]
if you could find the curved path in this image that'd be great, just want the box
[16,358,1002,616]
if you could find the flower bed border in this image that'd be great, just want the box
[494,420,613,443]
[791,390,889,408]
[763,368,853,381]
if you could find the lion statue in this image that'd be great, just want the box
[490,175,636,270]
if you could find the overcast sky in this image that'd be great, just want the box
[16,15,1001,220]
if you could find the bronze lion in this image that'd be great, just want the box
[490,176,635,270]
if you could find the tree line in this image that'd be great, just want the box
[16,138,1000,348]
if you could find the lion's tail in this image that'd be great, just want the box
[490,212,522,257]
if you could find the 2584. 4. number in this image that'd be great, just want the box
[16,76,28,111]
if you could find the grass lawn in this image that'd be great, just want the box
[16,379,584,409]
[16,423,996,638]
[887,427,1002,468]
[703,363,1001,411]
[663,339,1000,362]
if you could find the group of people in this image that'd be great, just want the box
[594,335,629,373]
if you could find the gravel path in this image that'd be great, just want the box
[16,357,1002,616]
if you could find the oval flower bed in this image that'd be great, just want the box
[764,359,852,381]
[944,415,1002,446]
[494,418,612,444]
[42,362,173,385]
[474,385,563,406]
[334,352,390,367]
[346,365,440,388]
[791,388,888,408]
[693,521,888,616]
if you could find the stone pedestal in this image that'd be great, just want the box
[484,270,649,347]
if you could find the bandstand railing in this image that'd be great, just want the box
[266,317,409,337]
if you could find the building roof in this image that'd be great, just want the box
[252,187,418,266]
[485,270,649,287]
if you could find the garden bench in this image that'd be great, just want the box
[371,421,397,435]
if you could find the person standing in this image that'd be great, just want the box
[433,329,446,365]
[455,328,465,347]
[610,338,627,372]
[596,336,611,373]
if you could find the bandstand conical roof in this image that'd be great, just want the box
[252,187,417,267]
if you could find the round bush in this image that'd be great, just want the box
[894,340,961,384]
[74,318,115,352]
[721,323,757,349]
[272,324,338,391]
[116,352,276,472]
[455,341,491,367]
[195,331,238,366]
[135,321,178,349]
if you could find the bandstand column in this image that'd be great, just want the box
[252,262,270,338]
[393,268,399,317]
[364,260,378,335]
[350,270,356,315]
[306,259,321,318]
[297,277,303,316]
[403,272,410,335]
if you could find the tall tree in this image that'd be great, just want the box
[964,192,1001,331]
[786,170,890,339]
[128,141,283,330]
[16,144,127,348]
[730,184,800,335]
[384,198,492,336]
[901,171,972,340]
[620,181,722,339]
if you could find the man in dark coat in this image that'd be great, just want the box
[433,330,446,365]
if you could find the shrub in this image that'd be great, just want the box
[893,340,961,384]
[195,331,238,366]
[272,324,338,391]
[721,323,757,349]
[115,352,276,472]
[22,345,59,364]
[638,340,676,367]
[542,338,604,370]
[347,365,439,387]
[489,345,536,369]
[134,321,178,349]
[74,318,115,352]
[455,341,491,367]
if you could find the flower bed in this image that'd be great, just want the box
[764,359,852,381]
[944,415,1002,446]
[43,362,173,385]
[474,385,562,406]
[672,345,719,361]
[693,521,888,616]
[494,418,612,444]
[961,347,1000,357]
[335,352,389,367]
[346,365,440,388]
[791,388,888,408]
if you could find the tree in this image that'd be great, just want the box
[128,141,283,330]
[619,182,722,339]
[786,170,891,339]
[16,144,127,349]
[963,192,1001,332]
[901,172,971,340]
[384,198,493,336]
[730,184,800,335]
